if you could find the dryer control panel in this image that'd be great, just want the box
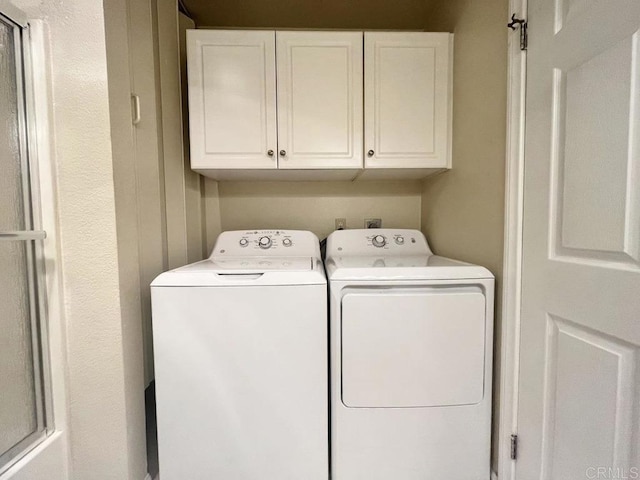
[210,230,321,258]
[326,229,432,256]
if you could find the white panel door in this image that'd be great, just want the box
[276,31,363,169]
[187,30,277,170]
[364,32,453,169]
[517,0,640,476]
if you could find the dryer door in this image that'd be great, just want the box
[341,286,486,408]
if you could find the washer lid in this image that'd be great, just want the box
[152,229,326,286]
[209,256,313,273]
[151,256,325,287]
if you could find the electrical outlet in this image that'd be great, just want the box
[365,218,382,229]
[335,218,347,230]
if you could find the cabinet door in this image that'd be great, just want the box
[187,30,277,170]
[365,32,453,169]
[276,32,363,169]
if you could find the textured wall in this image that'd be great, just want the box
[158,1,206,269]
[183,0,431,29]
[13,0,147,478]
[420,0,508,470]
[129,0,169,386]
[218,181,422,240]
[103,1,148,478]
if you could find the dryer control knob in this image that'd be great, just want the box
[282,238,292,247]
[239,238,249,247]
[395,236,405,245]
[258,236,272,249]
[372,235,387,248]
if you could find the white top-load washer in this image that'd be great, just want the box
[325,229,494,480]
[151,230,328,480]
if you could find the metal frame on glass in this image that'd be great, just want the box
[0,8,51,475]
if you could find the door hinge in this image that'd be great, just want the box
[510,434,519,460]
[508,14,528,51]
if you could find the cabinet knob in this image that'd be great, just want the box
[267,149,274,157]
[367,150,375,157]
[279,150,287,157]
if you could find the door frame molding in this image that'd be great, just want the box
[498,0,527,478]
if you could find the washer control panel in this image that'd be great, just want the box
[211,230,320,258]
[327,229,432,256]
[371,234,386,248]
[258,236,272,249]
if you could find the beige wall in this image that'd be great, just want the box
[218,181,422,240]
[203,178,223,254]
[14,0,147,478]
[129,0,169,387]
[185,0,430,29]
[421,0,508,470]
[103,1,148,478]
[177,12,206,263]
[158,2,208,269]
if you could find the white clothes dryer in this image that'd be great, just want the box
[325,229,494,480]
[151,230,328,480]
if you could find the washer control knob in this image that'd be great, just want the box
[282,238,292,247]
[372,235,386,248]
[258,236,272,249]
[395,236,405,245]
[239,238,249,247]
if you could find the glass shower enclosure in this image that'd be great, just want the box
[0,9,49,474]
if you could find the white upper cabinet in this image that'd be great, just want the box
[187,30,278,170]
[276,31,363,170]
[364,32,453,170]
[186,30,454,180]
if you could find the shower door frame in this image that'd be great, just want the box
[0,8,53,476]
